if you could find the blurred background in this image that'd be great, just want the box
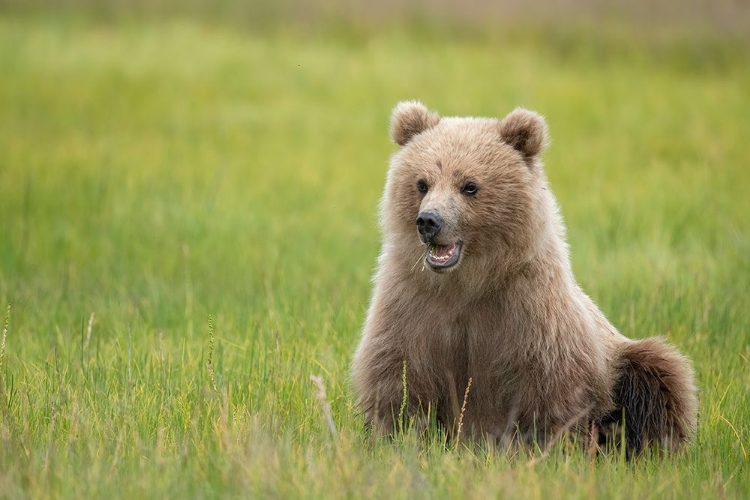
[4,0,750,37]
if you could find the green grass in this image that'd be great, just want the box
[1,14,749,499]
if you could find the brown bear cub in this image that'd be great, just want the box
[351,102,698,457]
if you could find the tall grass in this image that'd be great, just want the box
[0,11,748,498]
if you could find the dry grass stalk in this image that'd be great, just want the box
[398,361,407,433]
[206,315,218,393]
[0,304,9,376]
[183,243,194,338]
[455,377,473,444]
[310,375,338,443]
[83,312,95,352]
[127,325,133,388]
[158,331,165,365]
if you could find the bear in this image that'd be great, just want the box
[351,101,698,457]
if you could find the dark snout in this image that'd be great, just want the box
[416,211,443,242]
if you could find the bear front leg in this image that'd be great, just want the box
[352,281,450,438]
[352,348,435,438]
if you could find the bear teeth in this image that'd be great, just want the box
[426,242,461,269]
[429,246,453,261]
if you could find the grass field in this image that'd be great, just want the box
[1,8,749,498]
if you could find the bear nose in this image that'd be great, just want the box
[416,211,443,241]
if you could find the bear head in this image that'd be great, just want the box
[382,101,554,278]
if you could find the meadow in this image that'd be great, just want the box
[0,7,749,498]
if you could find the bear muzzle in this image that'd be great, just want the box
[416,210,463,271]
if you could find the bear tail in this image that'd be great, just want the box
[602,337,698,458]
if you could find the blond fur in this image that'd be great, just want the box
[351,102,698,456]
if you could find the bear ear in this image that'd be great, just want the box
[498,108,549,157]
[390,101,440,146]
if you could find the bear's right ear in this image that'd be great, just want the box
[498,108,549,158]
[390,101,440,146]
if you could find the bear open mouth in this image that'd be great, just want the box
[425,241,462,270]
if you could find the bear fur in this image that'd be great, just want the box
[351,101,698,456]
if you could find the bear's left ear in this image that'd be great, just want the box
[390,101,441,146]
[498,108,549,157]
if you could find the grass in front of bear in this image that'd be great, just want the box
[0,16,749,499]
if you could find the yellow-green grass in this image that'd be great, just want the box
[0,16,748,499]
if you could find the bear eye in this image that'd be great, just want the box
[462,182,478,196]
[417,179,429,194]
